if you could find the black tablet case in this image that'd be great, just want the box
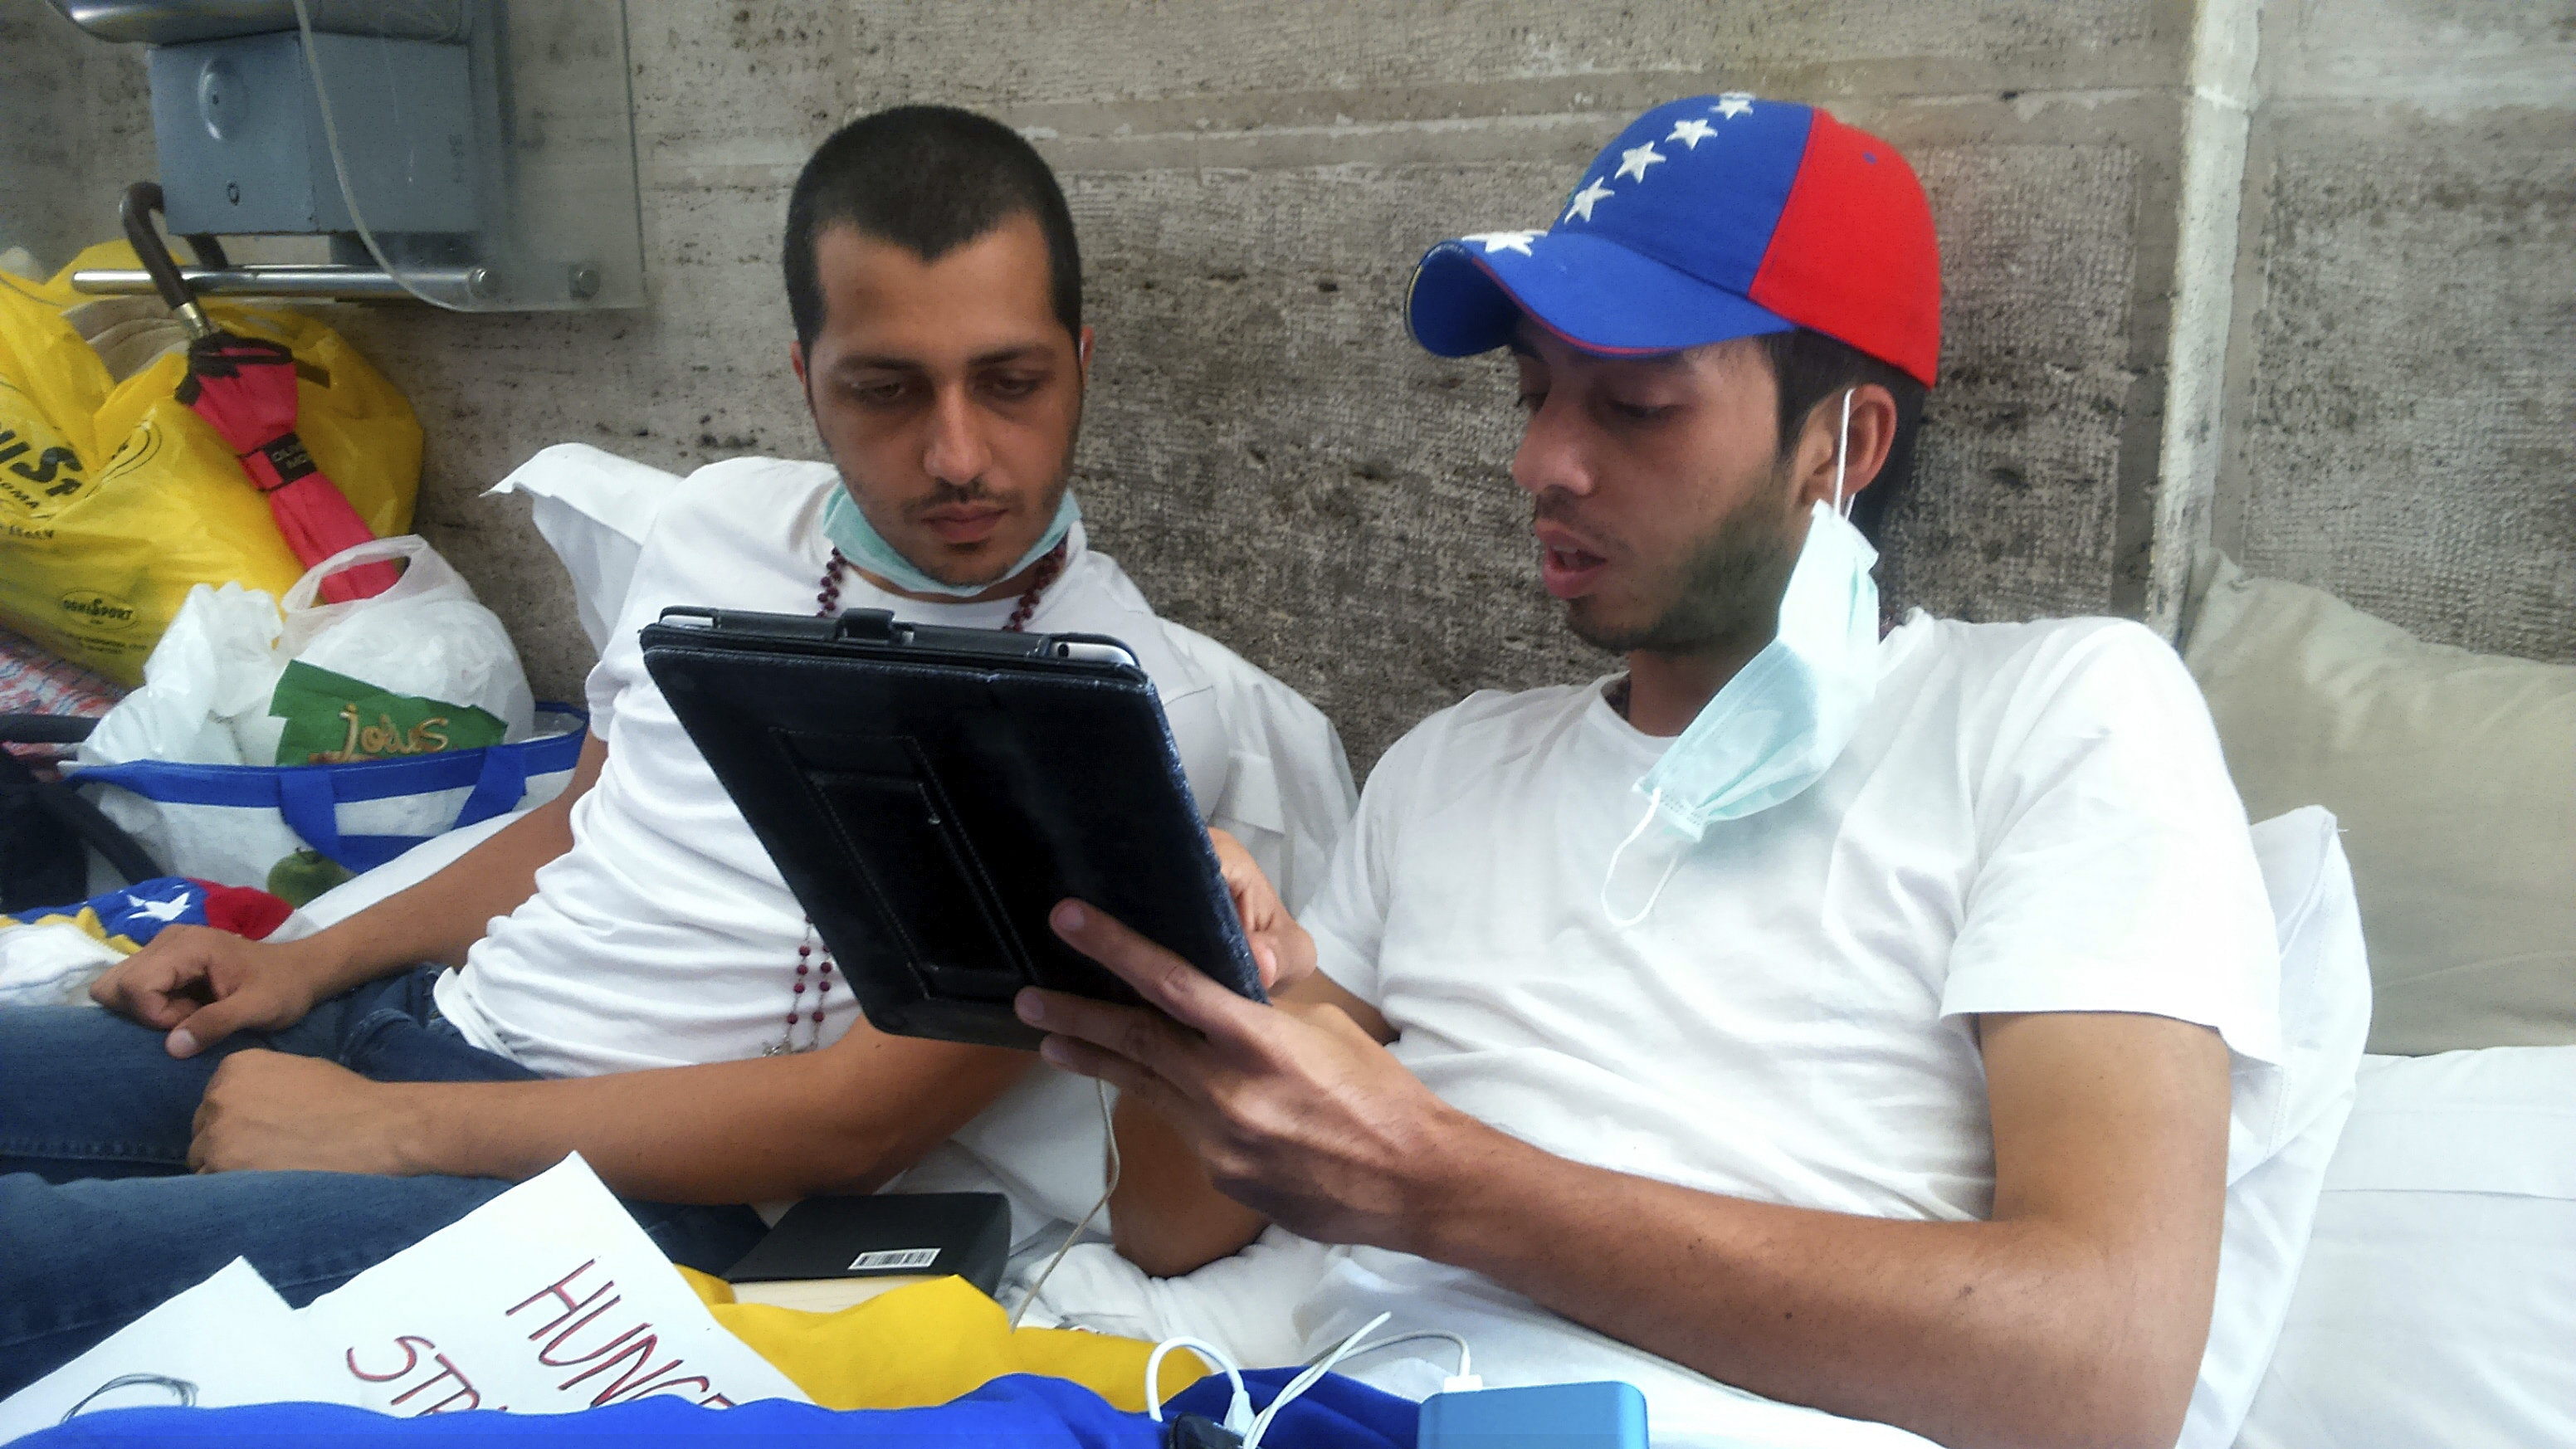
[639,606,1262,1050]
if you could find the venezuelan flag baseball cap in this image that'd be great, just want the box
[1407,95,1941,388]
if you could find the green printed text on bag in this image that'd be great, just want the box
[270,661,505,766]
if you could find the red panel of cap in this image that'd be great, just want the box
[1745,112,1942,387]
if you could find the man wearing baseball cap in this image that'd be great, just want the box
[1022,97,2278,1448]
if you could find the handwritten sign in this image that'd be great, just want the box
[0,1157,806,1443]
[0,1259,355,1442]
[300,1155,808,1416]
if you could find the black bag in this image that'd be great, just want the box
[0,715,159,912]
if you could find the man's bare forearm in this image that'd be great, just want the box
[1110,1095,1269,1276]
[1404,1126,2196,1449]
[293,737,602,997]
[374,1023,1034,1203]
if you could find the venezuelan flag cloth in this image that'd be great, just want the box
[0,876,292,1007]
[11,1367,1417,1447]
[675,1269,1192,1412]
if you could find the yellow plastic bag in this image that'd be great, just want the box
[678,1268,1208,1413]
[0,242,417,685]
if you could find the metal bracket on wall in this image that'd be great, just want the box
[70,264,493,301]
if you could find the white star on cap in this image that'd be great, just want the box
[1563,179,1614,224]
[1614,143,1668,182]
[1666,117,1718,150]
[1461,231,1541,256]
[1712,92,1754,119]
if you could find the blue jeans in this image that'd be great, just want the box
[0,968,767,1395]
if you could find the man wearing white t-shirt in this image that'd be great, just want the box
[1021,98,2278,1448]
[0,107,1350,1392]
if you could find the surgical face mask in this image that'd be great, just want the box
[822,485,1081,598]
[1604,390,1881,924]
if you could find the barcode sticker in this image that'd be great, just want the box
[848,1247,941,1272]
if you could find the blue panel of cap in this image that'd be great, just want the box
[1549,95,1812,294]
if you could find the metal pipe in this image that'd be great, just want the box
[68,265,489,301]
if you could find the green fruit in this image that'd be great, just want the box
[266,849,353,907]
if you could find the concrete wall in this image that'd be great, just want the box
[2213,0,2574,662]
[5,0,2564,768]
[370,0,2237,770]
[0,2,154,272]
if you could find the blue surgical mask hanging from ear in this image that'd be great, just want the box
[1603,389,1883,925]
[821,486,1081,599]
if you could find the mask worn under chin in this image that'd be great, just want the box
[1604,389,1883,925]
[821,486,1081,598]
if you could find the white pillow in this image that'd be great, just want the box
[2233,1046,2576,1449]
[484,444,684,655]
[2182,550,2576,1055]
[2183,807,2373,1449]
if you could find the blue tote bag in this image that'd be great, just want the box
[67,708,585,895]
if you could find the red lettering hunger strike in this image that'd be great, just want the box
[503,1258,741,1409]
[345,1334,492,1416]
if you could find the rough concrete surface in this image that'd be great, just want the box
[1,2,155,273]
[0,4,83,268]
[2227,107,2574,661]
[6,0,2564,770]
[2215,0,2575,661]
[314,0,2225,768]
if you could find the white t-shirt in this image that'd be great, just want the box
[1290,614,2281,1448]
[431,457,1239,1241]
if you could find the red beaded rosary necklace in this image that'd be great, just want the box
[766,538,1069,1055]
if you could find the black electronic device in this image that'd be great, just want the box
[638,606,1263,1050]
[721,1191,1012,1311]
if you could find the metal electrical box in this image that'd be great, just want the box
[149,32,475,236]
[57,0,645,312]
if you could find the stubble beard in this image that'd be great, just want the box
[1564,467,1803,657]
[824,413,1084,590]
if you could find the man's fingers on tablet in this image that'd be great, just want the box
[1037,1031,1156,1098]
[1016,986,1194,1075]
[1048,900,1257,1038]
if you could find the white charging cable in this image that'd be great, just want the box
[1144,1335,1257,1437]
[1239,1310,1393,1447]
[1142,1311,1402,1447]
[1322,1329,1481,1393]
[1007,1077,1120,1329]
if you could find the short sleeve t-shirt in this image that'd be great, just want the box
[432,457,1226,1082]
[1292,613,2280,1448]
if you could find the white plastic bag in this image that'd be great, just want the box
[70,537,567,893]
[76,581,284,768]
[276,535,537,746]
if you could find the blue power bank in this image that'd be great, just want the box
[1416,1382,1650,1447]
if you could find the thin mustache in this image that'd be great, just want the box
[914,481,1003,515]
[1532,495,1613,554]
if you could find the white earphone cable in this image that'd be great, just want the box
[1007,1076,1119,1329]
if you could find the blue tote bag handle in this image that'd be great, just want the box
[276,744,532,874]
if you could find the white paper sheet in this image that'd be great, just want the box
[0,1258,355,1444]
[297,1154,808,1416]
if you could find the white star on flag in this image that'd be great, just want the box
[1712,92,1754,119]
[132,891,193,923]
[1614,143,1668,182]
[1461,231,1541,256]
[1564,179,1614,223]
[1666,117,1718,149]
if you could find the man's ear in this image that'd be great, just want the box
[790,340,809,391]
[1793,383,1900,511]
[1076,325,1094,372]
